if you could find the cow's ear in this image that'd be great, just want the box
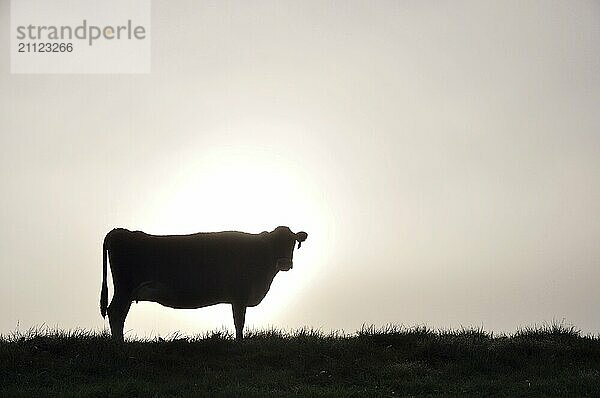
[295,231,308,248]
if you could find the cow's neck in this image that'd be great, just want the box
[246,266,279,307]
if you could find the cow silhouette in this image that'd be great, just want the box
[100,226,308,340]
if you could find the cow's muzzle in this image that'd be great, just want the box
[276,258,293,271]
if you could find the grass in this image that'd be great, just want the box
[2,323,600,397]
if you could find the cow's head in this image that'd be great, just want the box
[271,226,308,271]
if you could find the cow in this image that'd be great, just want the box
[100,226,308,341]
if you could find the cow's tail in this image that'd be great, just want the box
[100,234,109,318]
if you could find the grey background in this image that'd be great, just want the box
[0,0,599,337]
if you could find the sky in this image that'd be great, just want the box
[1,0,599,337]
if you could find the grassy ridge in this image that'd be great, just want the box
[1,324,600,397]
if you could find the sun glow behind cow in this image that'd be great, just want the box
[121,144,335,337]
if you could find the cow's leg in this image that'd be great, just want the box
[232,303,247,340]
[107,292,132,341]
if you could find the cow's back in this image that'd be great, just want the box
[106,229,273,304]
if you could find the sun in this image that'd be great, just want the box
[127,144,334,335]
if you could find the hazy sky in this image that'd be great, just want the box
[1,0,599,337]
